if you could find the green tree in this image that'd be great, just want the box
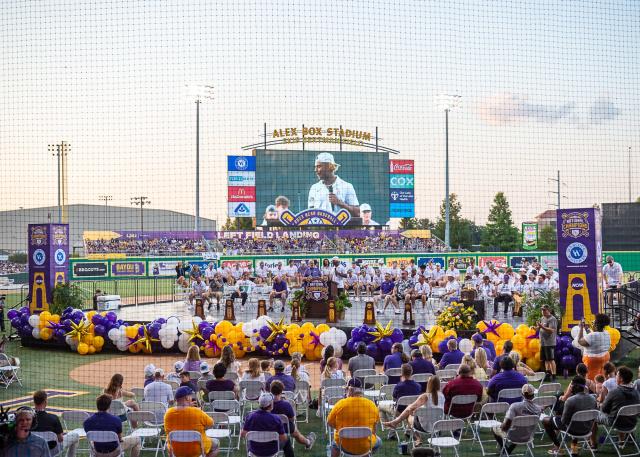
[399,218,417,229]
[537,225,557,251]
[222,217,254,230]
[433,193,473,250]
[480,192,520,251]
[416,218,436,230]
[8,252,27,264]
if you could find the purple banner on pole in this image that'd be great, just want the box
[556,208,603,331]
[28,224,69,314]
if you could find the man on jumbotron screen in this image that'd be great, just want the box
[307,152,360,216]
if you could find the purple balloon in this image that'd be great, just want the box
[560,336,572,348]
[259,326,271,340]
[561,347,571,356]
[6,310,18,320]
[20,315,29,325]
[148,323,161,338]
[72,311,85,321]
[391,328,404,343]
[351,327,363,341]
[91,314,104,325]
[378,337,392,353]
[10,317,21,328]
[138,326,146,336]
[155,318,166,325]
[366,343,379,359]
[61,319,72,329]
[94,324,106,336]
[54,328,66,340]
[346,338,355,352]
[198,321,210,332]
[106,312,117,322]
[201,327,214,341]
[561,355,577,369]
[19,306,29,315]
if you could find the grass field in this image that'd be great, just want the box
[2,340,639,457]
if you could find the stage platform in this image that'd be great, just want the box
[116,296,527,330]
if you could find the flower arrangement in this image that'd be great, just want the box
[436,301,477,331]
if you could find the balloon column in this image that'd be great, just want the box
[347,321,404,360]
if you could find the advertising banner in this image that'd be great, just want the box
[389,174,414,189]
[227,171,256,187]
[389,203,415,218]
[522,222,538,250]
[389,160,415,174]
[354,257,384,267]
[389,189,414,203]
[111,261,146,277]
[478,256,507,269]
[417,256,445,267]
[385,257,414,267]
[148,260,180,277]
[73,261,109,278]
[227,155,256,172]
[28,224,69,313]
[228,202,256,217]
[540,254,559,270]
[220,259,254,270]
[509,256,539,270]
[449,256,475,271]
[556,208,603,331]
[228,186,256,202]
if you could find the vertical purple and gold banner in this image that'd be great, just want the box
[556,208,603,331]
[28,224,70,314]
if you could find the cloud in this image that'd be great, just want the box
[477,93,620,126]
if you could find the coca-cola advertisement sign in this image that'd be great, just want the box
[389,160,414,174]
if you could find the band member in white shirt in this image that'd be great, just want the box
[412,275,431,310]
[254,261,269,284]
[477,275,496,310]
[444,261,459,282]
[231,272,253,311]
[494,275,514,317]
[531,273,549,297]
[603,255,624,288]
[465,259,477,276]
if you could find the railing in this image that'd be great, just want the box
[604,280,640,347]
[72,277,179,308]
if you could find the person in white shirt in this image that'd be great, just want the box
[494,275,514,317]
[286,260,298,286]
[432,264,445,286]
[482,261,493,277]
[478,276,496,312]
[144,369,174,406]
[412,275,431,310]
[357,271,369,297]
[365,263,376,278]
[204,263,217,284]
[189,277,208,307]
[254,261,269,284]
[330,257,347,296]
[350,262,361,276]
[444,262,459,282]
[532,274,549,297]
[442,274,461,303]
[425,261,436,280]
[360,203,379,225]
[307,152,360,216]
[466,259,477,276]
[230,264,244,283]
[231,272,253,311]
[272,262,286,280]
[603,255,624,288]
[344,270,360,300]
[320,259,332,279]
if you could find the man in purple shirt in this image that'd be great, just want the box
[392,364,422,411]
[470,333,496,361]
[491,341,514,376]
[383,343,406,384]
[409,349,435,391]
[83,394,141,456]
[265,360,296,392]
[241,393,288,457]
[269,276,288,313]
[438,339,465,368]
[205,363,239,399]
[487,357,527,403]
[377,273,396,314]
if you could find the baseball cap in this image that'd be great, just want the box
[175,386,194,400]
[378,260,384,265]
[144,364,156,377]
[315,152,339,168]
[258,392,274,408]
[348,378,363,389]
[521,384,535,396]
[154,368,165,377]
[472,333,484,343]
[331,256,340,261]
[174,361,184,372]
[274,360,286,371]
[265,204,276,212]
[200,362,210,373]
[360,203,372,212]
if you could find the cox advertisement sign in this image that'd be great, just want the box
[389,175,414,188]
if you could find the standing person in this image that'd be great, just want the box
[330,256,347,298]
[230,271,253,312]
[577,313,612,381]
[32,390,79,457]
[164,387,219,457]
[603,255,624,288]
[3,408,51,457]
[83,394,141,457]
[268,275,288,313]
[348,342,376,378]
[537,304,558,381]
[308,152,360,216]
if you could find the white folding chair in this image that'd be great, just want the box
[62,410,90,452]
[0,353,22,388]
[223,371,239,384]
[293,380,311,422]
[445,364,461,372]
[139,401,168,427]
[536,382,562,397]
[411,406,444,448]
[239,380,264,415]
[527,372,546,389]
[163,380,180,390]
[167,430,205,457]
[31,431,62,457]
[188,371,202,380]
[353,369,377,386]
[87,430,123,457]
[362,374,388,402]
[211,399,242,449]
[412,373,433,384]
[323,395,344,435]
[447,394,478,439]
[337,426,374,457]
[532,396,557,444]
[245,431,283,457]
[602,404,640,457]
[558,409,600,457]
[496,388,523,403]
[378,384,396,414]
[208,390,236,404]
[428,419,465,457]
[131,387,146,401]
[389,394,421,440]
[471,402,509,456]
[498,415,537,457]
[321,378,347,389]
[206,411,232,457]
[127,410,165,457]
[384,368,402,383]
[436,369,457,381]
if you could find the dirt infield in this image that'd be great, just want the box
[70,355,325,389]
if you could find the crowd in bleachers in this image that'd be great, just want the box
[8,321,640,457]
[0,260,26,275]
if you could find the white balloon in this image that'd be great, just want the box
[107,328,119,341]
[178,338,190,353]
[178,321,191,332]
[166,316,180,326]
[459,338,473,355]
[28,315,41,328]
[32,328,41,339]
[192,316,202,324]
[161,338,175,349]
[334,330,347,346]
[333,345,343,357]
[570,325,580,340]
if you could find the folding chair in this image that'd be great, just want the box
[384,367,402,380]
[294,379,311,423]
[337,426,374,457]
[245,431,283,457]
[163,380,179,391]
[127,410,165,457]
[87,430,123,457]
[602,404,640,457]
[239,380,264,416]
[532,396,557,444]
[323,395,345,435]
[447,394,478,439]
[498,415,537,457]
[496,388,523,403]
[210,399,242,449]
[527,372,546,390]
[471,402,509,456]
[321,378,347,389]
[428,419,465,457]
[353,369,378,386]
[31,431,61,457]
[167,430,206,457]
[389,395,421,441]
[412,373,433,385]
[188,371,201,380]
[445,364,461,372]
[322,386,346,423]
[411,406,444,448]
[205,411,232,457]
[436,369,457,381]
[139,401,168,427]
[223,371,239,384]
[362,374,388,402]
[378,384,396,414]
[131,387,146,401]
[208,390,236,408]
[62,410,90,453]
[0,353,22,388]
[536,382,561,397]
[557,409,600,457]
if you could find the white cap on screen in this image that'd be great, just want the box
[315,152,340,169]
[360,203,372,212]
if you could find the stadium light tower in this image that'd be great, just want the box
[48,141,70,223]
[186,84,214,233]
[130,196,150,233]
[98,195,112,228]
[437,94,462,249]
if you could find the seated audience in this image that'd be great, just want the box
[143,364,156,387]
[443,365,484,417]
[83,394,141,457]
[241,393,289,457]
[438,339,464,368]
[205,363,239,399]
[270,380,316,450]
[266,360,296,392]
[492,384,541,454]
[383,343,408,383]
[379,363,421,423]
[242,358,266,383]
[348,342,376,377]
[487,357,527,403]
[32,390,79,457]
[491,341,514,376]
[144,368,175,406]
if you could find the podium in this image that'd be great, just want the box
[303,278,331,319]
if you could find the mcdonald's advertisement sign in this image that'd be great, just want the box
[227,186,256,202]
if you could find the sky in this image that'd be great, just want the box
[1,0,639,228]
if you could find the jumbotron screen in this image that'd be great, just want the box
[255,149,390,226]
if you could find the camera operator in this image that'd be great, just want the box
[3,408,51,456]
